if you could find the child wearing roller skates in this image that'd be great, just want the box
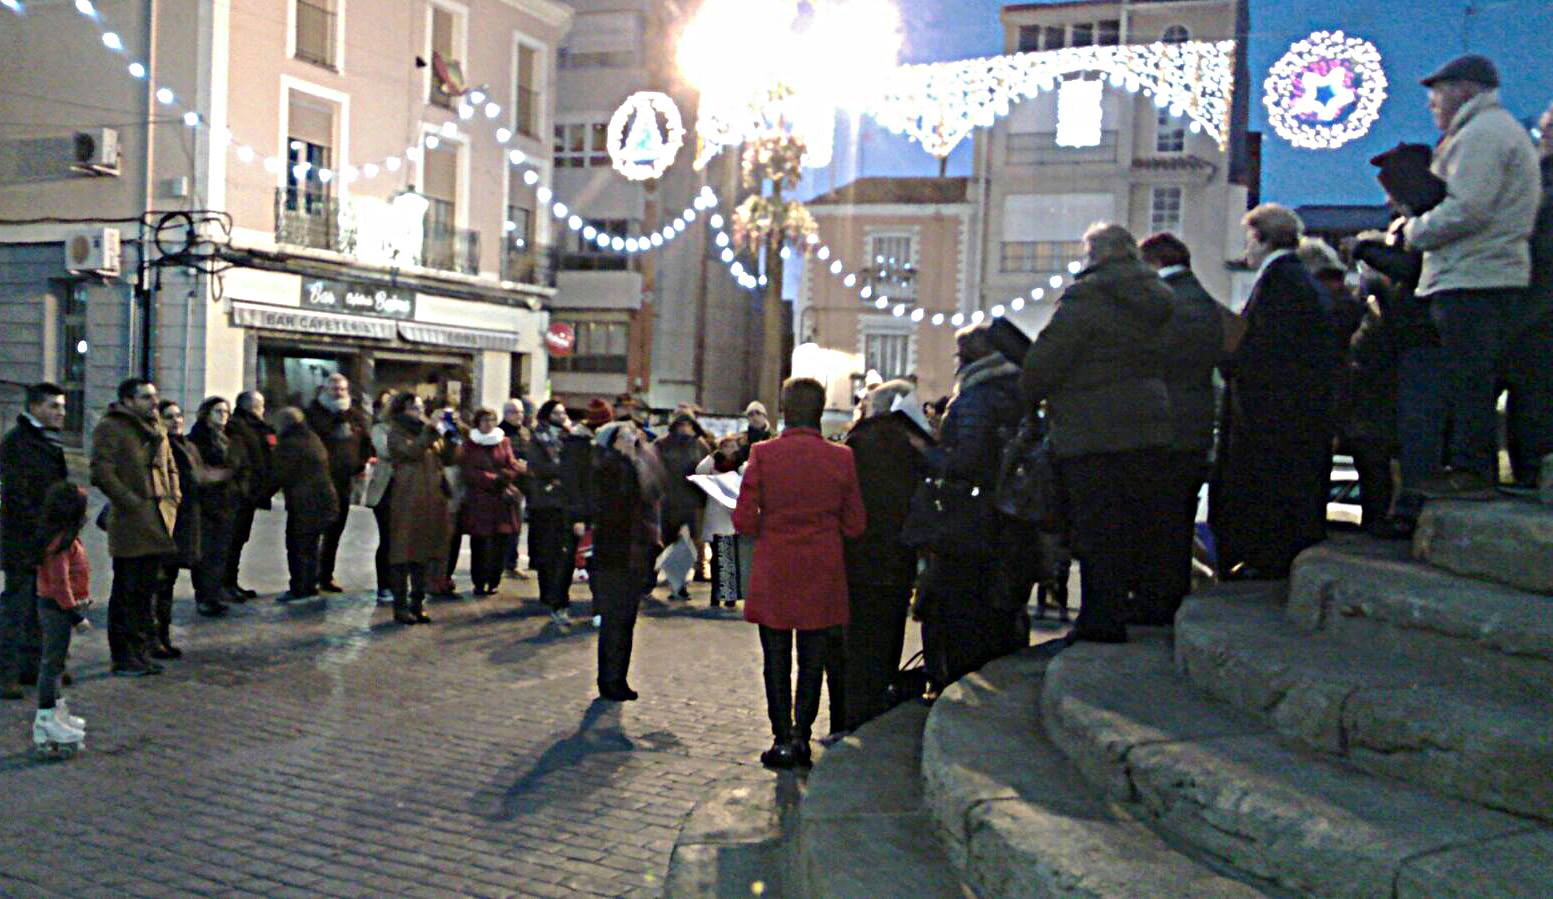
[32,484,92,760]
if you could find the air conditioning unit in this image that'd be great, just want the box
[72,128,121,175]
[65,228,123,278]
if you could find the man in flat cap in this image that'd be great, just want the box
[1400,54,1540,501]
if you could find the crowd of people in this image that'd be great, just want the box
[0,53,1548,767]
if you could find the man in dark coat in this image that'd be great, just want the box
[1500,106,1553,487]
[224,390,276,599]
[0,383,69,698]
[1212,205,1341,580]
[836,380,928,732]
[273,407,339,602]
[1139,233,1225,624]
[305,373,373,593]
[653,414,710,599]
[916,324,1025,687]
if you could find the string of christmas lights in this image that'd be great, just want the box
[27,0,714,258]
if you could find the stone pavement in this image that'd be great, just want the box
[0,501,818,898]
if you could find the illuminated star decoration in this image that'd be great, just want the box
[1263,30,1387,150]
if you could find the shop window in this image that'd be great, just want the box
[52,280,87,445]
[863,332,911,380]
[1156,108,1186,153]
[551,321,629,374]
[1162,25,1190,44]
[294,0,337,69]
[1150,186,1184,234]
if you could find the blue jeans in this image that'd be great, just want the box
[1409,289,1517,481]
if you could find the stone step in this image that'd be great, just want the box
[1413,500,1553,594]
[664,772,799,898]
[1041,634,1553,898]
[795,701,967,899]
[1175,587,1553,821]
[924,648,1269,897]
[1287,541,1553,693]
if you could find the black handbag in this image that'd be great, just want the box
[901,477,996,558]
[884,650,930,709]
[994,417,1061,529]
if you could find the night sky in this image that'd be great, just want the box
[798,0,1553,207]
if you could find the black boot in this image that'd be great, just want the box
[392,593,417,626]
[410,593,431,624]
[760,738,796,769]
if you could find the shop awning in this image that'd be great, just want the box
[397,321,523,352]
[231,302,397,340]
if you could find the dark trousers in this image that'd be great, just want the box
[503,531,521,573]
[836,583,911,733]
[224,503,258,589]
[758,625,833,743]
[1416,289,1515,479]
[317,475,352,582]
[530,509,575,611]
[1502,315,1553,485]
[285,524,323,597]
[1,566,41,685]
[1349,438,1396,530]
[1133,450,1206,627]
[194,513,231,604]
[35,598,73,710]
[372,491,393,593]
[108,555,165,669]
[470,535,506,591]
[1060,449,1166,639]
[920,554,1025,690]
[390,562,427,607]
[592,567,642,689]
[154,563,184,647]
[446,530,464,581]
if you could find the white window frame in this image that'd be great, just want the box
[864,227,919,299]
[286,0,347,73]
[277,76,350,197]
[1149,186,1184,234]
[510,30,547,143]
[424,0,471,106]
[417,122,471,229]
[858,315,917,382]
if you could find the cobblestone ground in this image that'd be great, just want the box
[0,502,816,898]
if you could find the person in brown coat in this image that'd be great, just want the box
[91,378,180,676]
[457,408,527,596]
[272,407,338,603]
[385,392,455,625]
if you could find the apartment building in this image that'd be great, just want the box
[548,0,754,414]
[0,0,570,443]
[978,0,1255,334]
[796,177,976,410]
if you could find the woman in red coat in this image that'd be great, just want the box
[457,409,528,596]
[733,378,866,769]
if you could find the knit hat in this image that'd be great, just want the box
[1369,142,1447,215]
[744,401,768,417]
[987,317,1032,365]
[584,397,613,429]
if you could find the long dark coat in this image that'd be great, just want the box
[653,428,710,532]
[164,435,204,568]
[457,437,523,537]
[386,417,453,565]
[842,414,926,589]
[90,405,180,559]
[1212,252,1341,576]
[226,407,277,509]
[273,423,339,535]
[189,420,247,523]
[587,442,664,579]
[0,415,69,570]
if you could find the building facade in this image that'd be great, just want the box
[0,0,571,443]
[796,178,976,412]
[548,0,757,414]
[977,0,1254,334]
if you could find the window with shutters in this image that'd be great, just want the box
[863,332,912,380]
[293,0,338,69]
[514,42,542,138]
[428,4,466,109]
[866,233,916,299]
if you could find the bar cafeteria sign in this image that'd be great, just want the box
[300,277,415,320]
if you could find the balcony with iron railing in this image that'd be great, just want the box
[503,243,558,287]
[274,189,354,254]
[294,0,336,69]
[1005,131,1120,166]
[421,224,481,276]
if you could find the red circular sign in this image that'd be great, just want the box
[545,322,577,357]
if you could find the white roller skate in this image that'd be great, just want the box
[33,709,84,760]
[54,698,85,731]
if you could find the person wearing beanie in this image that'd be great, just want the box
[737,401,772,466]
[1399,53,1540,500]
[584,397,613,431]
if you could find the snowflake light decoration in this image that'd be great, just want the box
[1263,30,1387,150]
[607,91,686,181]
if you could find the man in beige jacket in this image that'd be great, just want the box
[1402,54,1541,499]
[91,378,180,677]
